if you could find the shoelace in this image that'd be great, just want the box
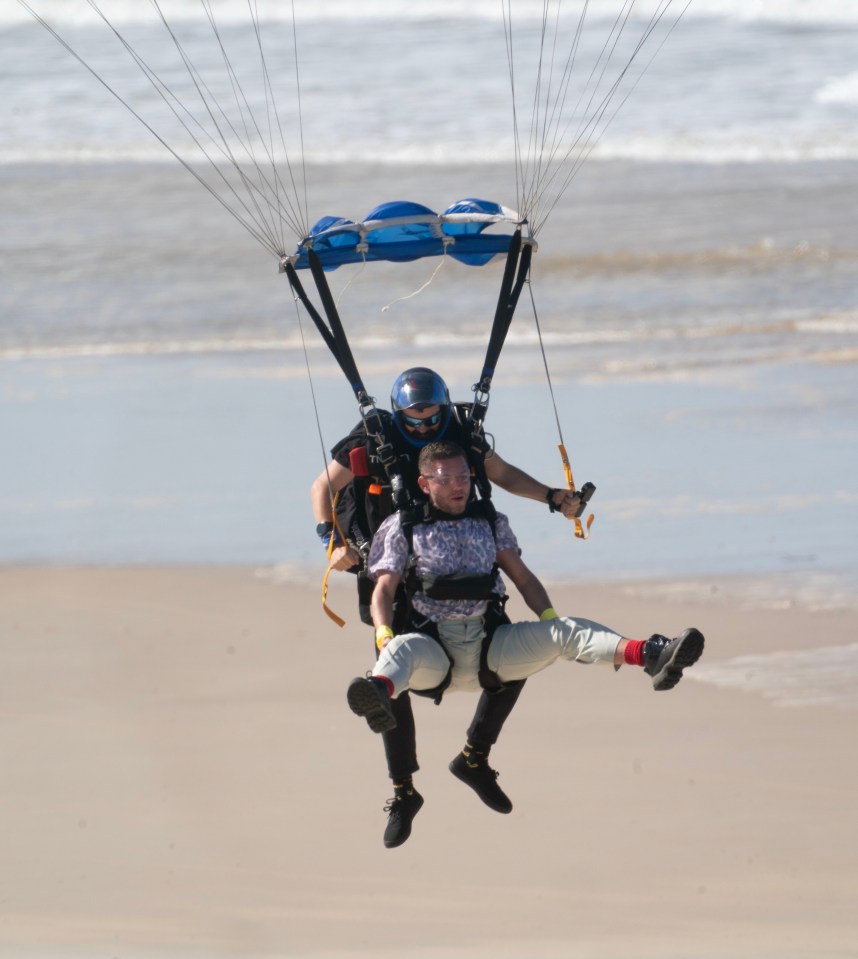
[464,755,500,780]
[384,789,414,813]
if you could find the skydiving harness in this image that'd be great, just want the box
[395,499,512,705]
[286,230,594,625]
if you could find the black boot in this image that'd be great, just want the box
[383,780,424,849]
[643,628,705,691]
[449,744,512,814]
[347,676,397,733]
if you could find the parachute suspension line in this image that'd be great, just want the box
[245,0,295,255]
[526,282,595,540]
[526,0,591,230]
[22,0,312,257]
[501,0,524,219]
[534,0,691,232]
[195,0,289,251]
[284,263,341,363]
[523,0,635,233]
[18,0,280,258]
[505,0,591,230]
[381,249,449,314]
[504,0,689,237]
[151,0,286,254]
[150,0,304,252]
[290,291,346,628]
[520,0,583,232]
[292,289,333,491]
[286,0,311,243]
[100,0,286,253]
[195,0,310,243]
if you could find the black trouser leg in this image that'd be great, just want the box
[465,679,526,752]
[381,691,419,782]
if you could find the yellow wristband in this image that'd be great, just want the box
[375,625,394,650]
[539,607,559,622]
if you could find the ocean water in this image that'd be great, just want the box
[2,1,857,614]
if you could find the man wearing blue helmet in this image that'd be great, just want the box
[310,367,580,848]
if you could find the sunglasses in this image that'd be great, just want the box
[401,410,443,429]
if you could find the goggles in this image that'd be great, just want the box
[421,470,472,487]
[400,410,443,429]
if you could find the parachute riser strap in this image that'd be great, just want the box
[307,248,367,403]
[558,443,595,540]
[284,262,342,367]
[470,236,533,431]
[478,230,523,393]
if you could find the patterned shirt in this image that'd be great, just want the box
[368,510,519,621]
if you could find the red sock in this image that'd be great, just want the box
[623,639,646,667]
[375,674,395,697]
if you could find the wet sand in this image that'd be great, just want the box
[1,565,855,959]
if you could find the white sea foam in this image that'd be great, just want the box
[8,0,858,27]
[688,643,858,710]
[816,71,858,106]
[7,0,858,168]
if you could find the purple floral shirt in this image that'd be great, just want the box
[368,511,519,621]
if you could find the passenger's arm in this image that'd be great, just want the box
[370,570,402,649]
[496,547,553,618]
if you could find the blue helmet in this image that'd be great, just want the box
[390,367,450,412]
[390,367,451,445]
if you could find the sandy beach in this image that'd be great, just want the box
[2,565,855,959]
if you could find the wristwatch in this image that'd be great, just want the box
[316,521,334,538]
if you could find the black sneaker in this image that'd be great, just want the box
[643,628,705,691]
[383,783,424,849]
[449,750,512,814]
[347,676,397,733]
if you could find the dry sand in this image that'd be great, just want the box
[1,566,855,959]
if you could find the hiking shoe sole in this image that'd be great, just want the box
[651,627,705,691]
[347,677,397,733]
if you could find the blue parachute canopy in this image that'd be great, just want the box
[289,198,526,271]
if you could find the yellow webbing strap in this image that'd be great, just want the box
[321,491,346,627]
[558,443,594,540]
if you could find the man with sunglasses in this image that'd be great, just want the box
[347,440,704,836]
[310,368,581,848]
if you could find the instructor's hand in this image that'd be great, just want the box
[328,544,361,571]
[550,489,580,517]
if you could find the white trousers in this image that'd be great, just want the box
[372,615,623,697]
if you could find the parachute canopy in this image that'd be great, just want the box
[287,198,528,271]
